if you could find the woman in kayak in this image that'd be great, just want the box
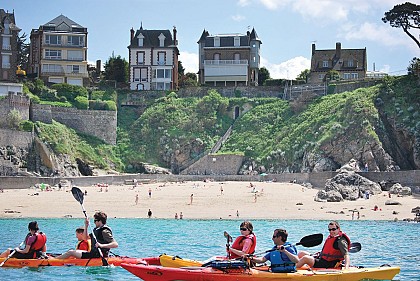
[296,221,350,269]
[0,221,47,259]
[228,221,257,258]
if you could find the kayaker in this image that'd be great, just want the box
[251,229,299,273]
[75,226,91,251]
[56,212,118,259]
[228,221,257,258]
[0,221,47,259]
[296,221,350,269]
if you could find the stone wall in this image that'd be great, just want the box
[0,128,33,147]
[0,92,30,126]
[2,170,420,190]
[177,86,284,98]
[181,154,244,175]
[30,105,117,145]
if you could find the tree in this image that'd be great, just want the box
[382,2,420,48]
[324,70,340,82]
[296,69,310,83]
[17,33,30,71]
[104,55,129,83]
[258,67,271,85]
[407,57,420,77]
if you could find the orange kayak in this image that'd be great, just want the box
[121,262,400,281]
[0,255,159,268]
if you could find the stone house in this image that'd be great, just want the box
[29,15,89,86]
[128,24,179,91]
[308,42,367,84]
[197,28,261,86]
[0,9,20,82]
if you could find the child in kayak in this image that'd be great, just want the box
[228,221,257,258]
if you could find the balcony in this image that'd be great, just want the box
[41,70,88,77]
[204,59,248,65]
[2,45,11,50]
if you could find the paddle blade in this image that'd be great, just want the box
[349,242,362,253]
[224,231,233,243]
[297,233,323,247]
[71,186,84,205]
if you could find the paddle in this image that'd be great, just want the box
[0,241,25,267]
[349,242,362,253]
[224,231,233,258]
[248,233,324,257]
[71,186,108,266]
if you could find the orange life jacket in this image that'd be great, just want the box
[26,232,47,258]
[230,234,257,259]
[319,232,350,262]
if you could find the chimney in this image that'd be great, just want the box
[336,42,341,58]
[130,27,135,42]
[173,26,177,46]
[96,60,101,74]
[312,43,316,56]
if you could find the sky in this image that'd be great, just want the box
[2,0,419,79]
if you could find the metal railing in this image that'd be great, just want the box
[204,59,248,65]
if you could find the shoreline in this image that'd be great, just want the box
[0,181,419,221]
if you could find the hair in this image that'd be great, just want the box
[94,211,107,224]
[329,221,340,229]
[274,229,288,242]
[240,221,254,233]
[76,227,85,234]
[28,221,39,231]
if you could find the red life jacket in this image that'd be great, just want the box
[26,232,47,258]
[319,232,350,262]
[230,234,257,259]
[76,239,91,251]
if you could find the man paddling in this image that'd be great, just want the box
[56,212,118,259]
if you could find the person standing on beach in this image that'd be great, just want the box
[148,187,152,198]
[175,213,178,219]
[0,221,47,259]
[135,194,139,205]
[180,212,183,219]
[251,229,298,273]
[148,209,152,218]
[220,186,224,195]
[56,212,118,259]
[296,221,350,269]
[190,193,193,205]
[228,221,257,258]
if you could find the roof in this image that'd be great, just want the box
[42,14,84,29]
[311,43,366,71]
[198,27,261,47]
[130,27,175,48]
[0,9,19,30]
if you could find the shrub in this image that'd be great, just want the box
[51,83,88,102]
[19,120,34,132]
[74,96,88,109]
[104,100,117,111]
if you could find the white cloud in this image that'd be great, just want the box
[261,56,311,79]
[232,14,246,22]
[339,22,414,48]
[237,0,251,7]
[259,0,290,10]
[179,51,199,74]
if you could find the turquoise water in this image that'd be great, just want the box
[0,219,417,280]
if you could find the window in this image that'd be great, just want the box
[153,69,171,79]
[318,74,324,80]
[134,68,141,82]
[45,49,62,59]
[2,37,11,50]
[165,69,171,79]
[234,37,240,47]
[138,34,144,47]
[158,33,166,47]
[4,20,10,34]
[67,50,83,61]
[348,60,353,67]
[214,53,220,61]
[343,73,351,80]
[67,36,83,46]
[322,61,329,67]
[351,73,358,79]
[137,52,145,65]
[45,35,61,45]
[67,65,80,73]
[2,55,10,68]
[158,52,165,65]
[234,53,240,61]
[42,64,63,73]
[141,68,147,81]
[214,37,220,47]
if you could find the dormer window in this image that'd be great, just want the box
[4,19,10,34]
[158,33,166,47]
[348,59,354,67]
[138,33,144,47]
[214,37,220,47]
[322,60,329,68]
[234,37,240,47]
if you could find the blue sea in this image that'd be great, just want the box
[0,219,418,280]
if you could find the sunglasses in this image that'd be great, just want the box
[272,235,278,238]
[328,228,338,231]
[240,227,248,231]
[94,219,100,222]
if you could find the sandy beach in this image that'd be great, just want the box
[0,181,419,221]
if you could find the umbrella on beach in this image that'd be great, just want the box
[260,173,268,176]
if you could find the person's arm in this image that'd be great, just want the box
[96,229,118,249]
[16,244,31,254]
[83,218,89,241]
[337,238,350,269]
[251,255,267,264]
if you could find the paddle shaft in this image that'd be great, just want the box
[0,241,25,267]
